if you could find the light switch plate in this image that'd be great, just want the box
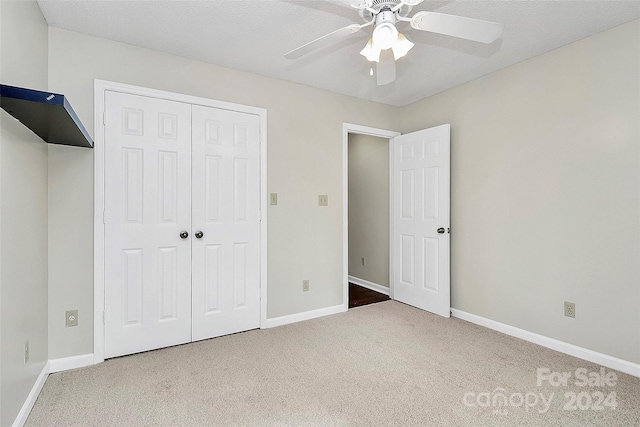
[270,193,278,205]
[318,195,328,206]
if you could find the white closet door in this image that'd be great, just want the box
[191,105,261,341]
[104,91,192,358]
[392,124,450,317]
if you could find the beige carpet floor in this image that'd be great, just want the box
[27,301,640,426]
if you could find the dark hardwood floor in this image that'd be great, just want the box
[349,283,390,308]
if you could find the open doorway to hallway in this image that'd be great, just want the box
[347,132,391,308]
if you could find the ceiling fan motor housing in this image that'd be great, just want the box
[373,10,399,50]
[359,0,412,21]
[376,9,396,25]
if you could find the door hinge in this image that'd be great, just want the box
[103,111,106,125]
[103,211,106,224]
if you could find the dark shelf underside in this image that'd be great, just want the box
[1,84,93,148]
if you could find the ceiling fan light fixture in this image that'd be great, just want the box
[360,38,381,62]
[391,33,414,60]
[372,22,398,50]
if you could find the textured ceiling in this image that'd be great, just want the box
[37,0,640,106]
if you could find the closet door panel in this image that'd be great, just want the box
[191,105,261,341]
[104,91,192,358]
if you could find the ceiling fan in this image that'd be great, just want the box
[284,0,504,85]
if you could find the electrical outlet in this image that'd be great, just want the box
[24,341,29,365]
[302,280,310,292]
[564,301,575,318]
[270,193,278,205]
[361,257,366,266]
[66,310,78,327]
[318,195,328,206]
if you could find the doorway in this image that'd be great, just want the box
[342,123,451,317]
[342,124,399,310]
[347,132,392,308]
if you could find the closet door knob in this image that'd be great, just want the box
[179,231,189,239]
[437,228,445,234]
[195,231,204,239]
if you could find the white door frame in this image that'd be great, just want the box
[93,79,268,364]
[342,123,400,310]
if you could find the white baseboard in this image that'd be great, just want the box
[348,275,390,296]
[265,304,346,328]
[451,309,640,378]
[49,353,95,373]
[12,361,50,427]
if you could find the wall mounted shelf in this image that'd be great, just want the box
[0,84,93,148]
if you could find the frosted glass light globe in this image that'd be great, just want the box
[372,23,398,50]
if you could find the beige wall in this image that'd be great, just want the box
[47,145,93,359]
[0,1,49,425]
[401,20,640,363]
[47,27,400,358]
[348,133,389,287]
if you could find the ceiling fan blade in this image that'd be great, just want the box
[284,23,365,59]
[410,11,504,44]
[376,51,396,85]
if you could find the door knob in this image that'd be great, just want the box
[179,231,189,239]
[437,228,445,234]
[195,231,204,239]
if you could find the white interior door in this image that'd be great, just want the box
[104,91,193,358]
[191,105,261,341]
[392,124,450,317]
[103,89,263,358]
